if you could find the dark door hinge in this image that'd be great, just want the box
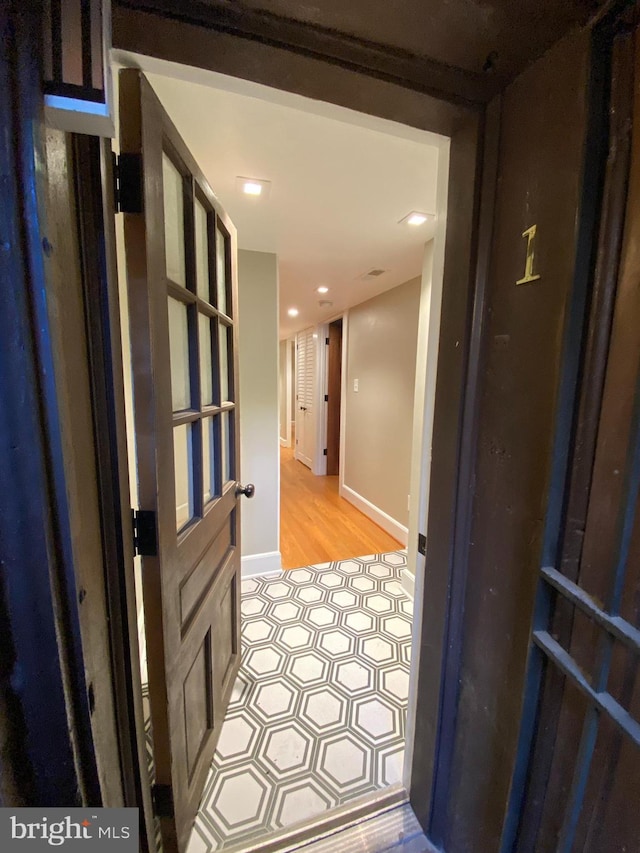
[325,337,330,345]
[323,448,327,456]
[151,783,174,819]
[324,394,329,402]
[113,152,143,214]
[418,532,427,556]
[132,509,158,557]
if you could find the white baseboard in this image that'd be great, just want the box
[401,569,415,599]
[279,436,290,447]
[241,550,283,577]
[340,485,408,547]
[295,450,313,469]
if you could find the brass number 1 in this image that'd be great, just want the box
[516,224,541,286]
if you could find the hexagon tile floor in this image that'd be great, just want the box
[186,551,413,853]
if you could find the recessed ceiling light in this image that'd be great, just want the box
[287,308,299,317]
[399,210,434,226]
[236,176,272,198]
[317,286,329,294]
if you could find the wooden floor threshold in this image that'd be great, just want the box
[219,785,424,853]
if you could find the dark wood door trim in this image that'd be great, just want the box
[405,95,501,838]
[114,0,489,107]
[73,135,157,848]
[421,94,502,846]
[111,5,469,140]
[0,0,99,807]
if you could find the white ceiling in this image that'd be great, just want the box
[113,53,443,339]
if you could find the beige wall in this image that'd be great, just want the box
[238,250,281,568]
[343,276,421,530]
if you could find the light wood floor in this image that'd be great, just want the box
[280,443,402,570]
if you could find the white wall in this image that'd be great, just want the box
[238,250,282,575]
[341,276,422,544]
[403,138,450,791]
[404,240,435,598]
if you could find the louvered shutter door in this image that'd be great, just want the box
[296,329,315,414]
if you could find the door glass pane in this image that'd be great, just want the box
[163,153,186,287]
[216,227,228,315]
[202,417,217,504]
[168,297,191,411]
[194,198,210,301]
[199,313,213,407]
[174,423,194,531]
[219,322,230,403]
[220,411,232,484]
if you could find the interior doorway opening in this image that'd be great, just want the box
[112,50,449,853]
[278,235,436,583]
[326,318,343,477]
[280,314,406,570]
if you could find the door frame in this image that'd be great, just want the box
[109,20,487,844]
[316,311,346,485]
[104,14,623,852]
[29,32,481,853]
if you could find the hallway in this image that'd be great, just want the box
[280,445,402,570]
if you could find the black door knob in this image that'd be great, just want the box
[236,483,255,499]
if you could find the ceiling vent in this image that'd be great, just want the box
[357,268,387,280]
[318,300,333,308]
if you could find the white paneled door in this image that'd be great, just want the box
[295,327,316,469]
